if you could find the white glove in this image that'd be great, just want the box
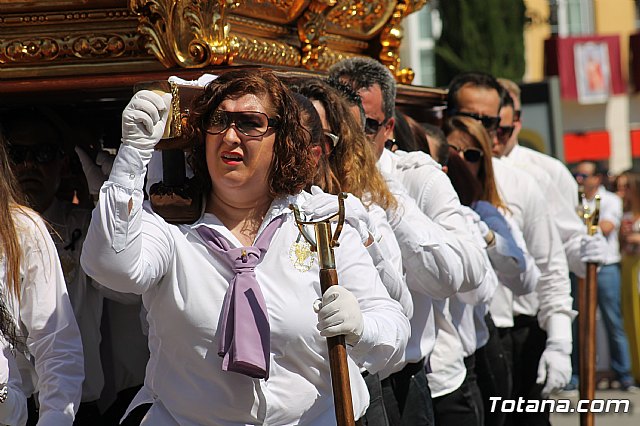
[315,285,364,346]
[302,185,374,244]
[121,90,172,154]
[536,340,572,397]
[75,147,115,195]
[580,233,607,264]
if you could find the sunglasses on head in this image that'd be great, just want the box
[7,143,62,164]
[454,111,501,132]
[448,144,484,163]
[364,117,385,136]
[496,125,515,144]
[324,132,339,148]
[205,110,278,137]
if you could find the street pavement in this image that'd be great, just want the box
[550,389,640,426]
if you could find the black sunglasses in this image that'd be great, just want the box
[453,111,501,132]
[496,125,515,144]
[205,110,278,137]
[448,144,484,163]
[7,143,62,164]
[364,117,385,136]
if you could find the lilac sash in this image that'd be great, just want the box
[196,216,284,380]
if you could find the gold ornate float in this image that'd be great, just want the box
[0,0,443,120]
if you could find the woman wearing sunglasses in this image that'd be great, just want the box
[288,77,413,426]
[443,115,542,426]
[81,68,409,425]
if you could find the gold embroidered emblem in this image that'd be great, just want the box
[289,236,316,272]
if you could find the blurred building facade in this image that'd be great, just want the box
[401,0,640,174]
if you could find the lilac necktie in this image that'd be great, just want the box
[196,215,284,380]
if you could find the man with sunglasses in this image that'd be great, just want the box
[1,108,91,424]
[330,57,490,426]
[498,87,606,281]
[448,72,575,426]
[3,107,151,426]
[497,78,580,211]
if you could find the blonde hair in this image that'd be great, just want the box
[497,78,521,101]
[293,78,397,211]
[0,140,28,303]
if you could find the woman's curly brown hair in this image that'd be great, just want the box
[186,69,316,198]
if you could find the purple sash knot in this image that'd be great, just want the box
[196,215,284,380]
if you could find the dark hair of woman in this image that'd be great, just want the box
[291,92,341,195]
[445,151,483,206]
[186,68,316,198]
[392,110,417,153]
[442,115,507,211]
[290,77,397,211]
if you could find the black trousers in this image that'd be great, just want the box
[504,315,551,426]
[476,314,512,426]
[432,354,484,426]
[28,398,105,426]
[359,372,390,426]
[382,359,434,426]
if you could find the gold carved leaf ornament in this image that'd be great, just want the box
[130,0,240,68]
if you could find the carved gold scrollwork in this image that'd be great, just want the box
[130,0,240,68]
[235,34,301,67]
[0,33,138,64]
[297,0,336,70]
[326,0,394,39]
[379,0,427,84]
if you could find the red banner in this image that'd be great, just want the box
[545,35,625,101]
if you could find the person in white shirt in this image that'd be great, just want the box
[80,68,410,426]
[289,77,412,426]
[0,140,84,425]
[0,338,28,426]
[3,107,134,424]
[496,78,578,209]
[496,87,606,279]
[330,57,489,426]
[570,162,637,391]
[447,71,576,426]
[443,115,541,426]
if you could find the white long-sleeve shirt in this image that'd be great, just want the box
[388,150,488,293]
[80,145,409,426]
[0,339,28,426]
[367,204,413,319]
[489,215,541,328]
[376,175,460,379]
[506,144,579,209]
[431,208,498,398]
[503,146,587,277]
[449,207,499,358]
[6,208,84,425]
[492,158,575,338]
[42,198,105,403]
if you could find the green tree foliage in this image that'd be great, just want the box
[435,0,526,86]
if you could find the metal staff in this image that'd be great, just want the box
[577,188,600,426]
[291,194,355,426]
